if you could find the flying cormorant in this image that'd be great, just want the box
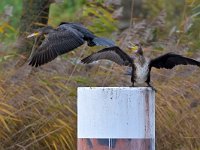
[27,22,115,67]
[81,44,200,88]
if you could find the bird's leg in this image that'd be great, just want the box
[147,82,157,92]
[146,73,156,92]
[132,82,135,87]
[131,75,135,87]
[130,82,135,87]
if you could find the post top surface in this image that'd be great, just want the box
[78,87,153,91]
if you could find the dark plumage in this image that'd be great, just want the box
[81,45,200,88]
[27,22,115,67]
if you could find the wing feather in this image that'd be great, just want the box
[60,23,115,47]
[81,46,133,66]
[29,27,85,67]
[150,53,200,69]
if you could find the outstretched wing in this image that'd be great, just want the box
[91,37,115,47]
[150,53,200,69]
[60,22,115,47]
[81,46,133,66]
[29,27,85,67]
[59,22,95,39]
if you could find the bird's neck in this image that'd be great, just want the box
[134,46,146,65]
[136,47,143,55]
[138,55,146,66]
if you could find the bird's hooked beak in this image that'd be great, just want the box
[128,42,139,51]
[128,41,143,55]
[27,32,41,38]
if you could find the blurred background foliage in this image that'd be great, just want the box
[0,0,200,150]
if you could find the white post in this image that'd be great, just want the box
[77,87,155,150]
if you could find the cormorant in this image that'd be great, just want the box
[27,22,115,67]
[81,44,200,88]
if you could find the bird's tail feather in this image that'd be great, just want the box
[92,37,115,47]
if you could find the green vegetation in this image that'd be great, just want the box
[49,0,86,25]
[0,0,200,149]
[0,0,22,27]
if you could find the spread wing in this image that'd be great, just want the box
[150,53,200,69]
[81,46,133,66]
[29,27,85,67]
[59,22,95,39]
[60,22,115,47]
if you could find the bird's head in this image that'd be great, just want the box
[27,26,53,38]
[128,41,143,55]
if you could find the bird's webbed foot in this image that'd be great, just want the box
[147,83,157,92]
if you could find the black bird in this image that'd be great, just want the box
[27,22,115,67]
[81,44,200,88]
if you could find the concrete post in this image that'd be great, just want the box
[77,87,155,150]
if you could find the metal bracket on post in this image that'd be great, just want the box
[78,87,155,150]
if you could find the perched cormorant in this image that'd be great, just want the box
[81,44,200,88]
[27,22,115,67]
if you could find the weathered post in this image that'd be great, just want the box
[78,87,155,150]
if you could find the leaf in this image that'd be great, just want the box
[60,134,70,148]
[57,119,73,131]
[63,104,77,117]
[72,76,91,84]
[0,102,15,110]
[0,108,15,117]
[0,116,11,132]
[52,141,58,150]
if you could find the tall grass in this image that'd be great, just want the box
[0,43,200,149]
[0,61,77,149]
[0,0,200,149]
